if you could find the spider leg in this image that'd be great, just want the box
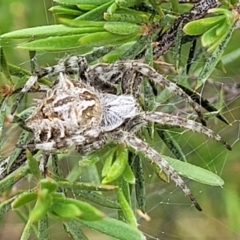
[19,127,103,151]
[114,61,206,126]
[110,130,202,211]
[10,56,89,115]
[153,0,219,58]
[11,75,38,114]
[124,112,231,150]
[143,112,231,150]
[76,138,107,155]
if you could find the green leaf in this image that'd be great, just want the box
[38,216,49,240]
[53,197,104,221]
[40,178,58,194]
[63,220,88,240]
[101,147,116,177]
[201,23,229,48]
[49,5,84,16]
[20,221,32,240]
[157,130,187,162]
[101,41,135,62]
[0,164,30,193]
[77,190,120,209]
[77,4,95,10]
[0,196,16,218]
[164,155,224,186]
[57,19,105,28]
[117,188,138,227]
[107,2,118,15]
[12,192,38,209]
[75,1,114,21]
[50,202,82,218]
[18,34,86,51]
[78,31,136,47]
[1,24,95,39]
[57,180,117,191]
[7,130,30,172]
[29,193,52,223]
[183,16,225,36]
[104,22,142,35]
[131,156,146,213]
[123,163,136,184]
[196,24,235,88]
[26,150,41,179]
[102,148,128,184]
[208,8,235,23]
[54,0,110,5]
[76,217,146,240]
[116,0,143,8]
[152,162,169,183]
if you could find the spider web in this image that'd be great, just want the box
[136,65,240,239]
[1,1,240,240]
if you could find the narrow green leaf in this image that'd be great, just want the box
[77,4,95,10]
[131,156,146,213]
[157,130,187,162]
[123,163,136,184]
[77,190,120,209]
[12,192,38,209]
[54,0,110,5]
[107,2,118,15]
[104,22,142,35]
[56,179,117,191]
[79,31,136,47]
[40,178,58,194]
[201,23,229,48]
[117,188,138,227]
[0,196,17,218]
[52,197,104,221]
[1,25,94,39]
[104,12,150,24]
[76,217,146,240]
[101,41,135,62]
[63,220,88,240]
[18,34,87,51]
[164,155,224,186]
[29,193,52,223]
[101,147,116,177]
[0,47,13,85]
[183,16,225,35]
[208,8,235,22]
[196,24,235,88]
[7,130,30,172]
[75,1,114,21]
[49,5,84,16]
[102,148,128,184]
[26,150,41,179]
[20,221,32,240]
[119,35,149,60]
[58,19,105,28]
[50,202,82,218]
[0,164,30,193]
[116,0,143,8]
[152,162,169,183]
[38,216,49,240]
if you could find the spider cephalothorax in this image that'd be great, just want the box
[10,56,232,211]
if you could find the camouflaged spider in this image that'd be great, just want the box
[11,56,231,211]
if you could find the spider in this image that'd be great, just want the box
[9,56,231,211]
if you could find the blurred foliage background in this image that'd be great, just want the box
[0,0,240,239]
